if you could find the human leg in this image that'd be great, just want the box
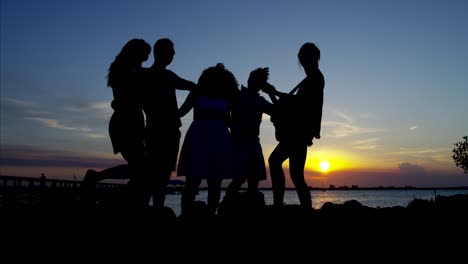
[289,143,311,208]
[268,142,289,206]
[152,168,172,207]
[225,177,245,199]
[145,128,181,207]
[181,177,202,215]
[246,176,259,194]
[121,145,149,207]
[207,178,222,215]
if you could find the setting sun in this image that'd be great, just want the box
[319,161,330,172]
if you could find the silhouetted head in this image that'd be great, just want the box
[107,38,151,87]
[198,63,238,99]
[153,38,175,67]
[247,67,269,93]
[298,42,320,70]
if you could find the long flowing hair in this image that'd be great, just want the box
[107,38,151,88]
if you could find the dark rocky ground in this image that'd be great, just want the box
[1,186,467,257]
[2,186,467,231]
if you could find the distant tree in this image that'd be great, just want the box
[452,136,468,174]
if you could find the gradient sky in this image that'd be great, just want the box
[1,0,468,187]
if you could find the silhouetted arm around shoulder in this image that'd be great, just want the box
[179,90,198,118]
[169,70,197,91]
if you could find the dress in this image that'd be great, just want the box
[177,95,234,179]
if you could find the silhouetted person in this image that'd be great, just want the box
[80,38,151,207]
[225,68,273,198]
[39,173,46,188]
[178,63,238,216]
[141,38,196,207]
[265,42,324,208]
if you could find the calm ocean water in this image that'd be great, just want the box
[162,189,468,216]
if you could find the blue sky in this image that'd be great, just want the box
[1,0,468,187]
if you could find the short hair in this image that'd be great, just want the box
[248,68,269,89]
[154,38,173,52]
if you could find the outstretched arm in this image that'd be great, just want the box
[172,71,197,91]
[262,83,286,104]
[179,90,198,118]
[177,78,197,91]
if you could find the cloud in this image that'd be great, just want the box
[386,148,453,169]
[322,110,384,138]
[323,121,384,138]
[1,97,36,108]
[398,163,426,175]
[64,100,112,120]
[2,97,110,140]
[64,101,111,113]
[0,97,48,116]
[83,133,107,139]
[0,144,121,168]
[351,138,379,150]
[387,148,450,156]
[409,126,417,131]
[334,110,354,123]
[26,117,92,132]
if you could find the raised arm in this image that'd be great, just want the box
[262,83,286,104]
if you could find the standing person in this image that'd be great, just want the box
[141,38,196,208]
[224,67,273,198]
[177,63,238,216]
[266,42,324,208]
[80,38,151,207]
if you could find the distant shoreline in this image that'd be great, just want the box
[2,175,468,190]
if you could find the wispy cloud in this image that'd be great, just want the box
[0,144,121,168]
[351,138,379,150]
[409,126,417,131]
[1,97,52,117]
[1,97,36,108]
[387,148,450,156]
[323,121,384,138]
[26,117,92,132]
[64,101,112,120]
[323,110,384,138]
[82,133,107,139]
[334,110,354,123]
[2,97,109,139]
[386,147,452,165]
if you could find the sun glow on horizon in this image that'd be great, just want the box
[319,161,330,173]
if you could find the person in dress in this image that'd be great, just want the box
[177,63,238,215]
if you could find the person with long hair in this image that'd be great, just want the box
[265,42,325,208]
[80,38,151,207]
[178,63,238,216]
